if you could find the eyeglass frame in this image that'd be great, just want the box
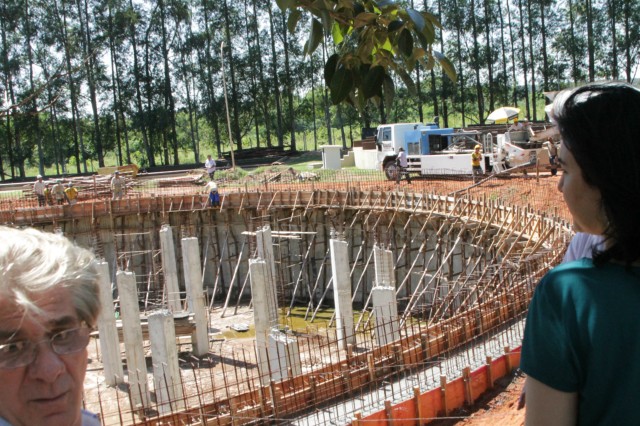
[0,322,93,370]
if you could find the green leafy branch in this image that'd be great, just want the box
[277,0,456,110]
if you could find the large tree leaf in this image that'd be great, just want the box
[287,10,302,33]
[331,21,344,45]
[388,20,404,32]
[276,0,296,11]
[397,28,413,57]
[362,65,385,98]
[303,18,324,56]
[406,8,425,32]
[376,0,397,9]
[324,54,340,86]
[330,66,354,105]
[353,12,378,29]
[434,51,457,82]
[422,10,443,29]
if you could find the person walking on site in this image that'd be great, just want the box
[521,82,640,426]
[544,138,559,176]
[65,182,78,205]
[110,171,125,200]
[0,226,102,426]
[205,154,217,181]
[51,179,67,205]
[471,144,483,183]
[395,147,411,184]
[34,175,46,207]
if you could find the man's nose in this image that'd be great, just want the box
[27,341,66,382]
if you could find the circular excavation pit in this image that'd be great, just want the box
[5,176,569,425]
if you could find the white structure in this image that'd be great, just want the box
[267,329,302,382]
[250,258,275,385]
[159,225,182,312]
[148,310,185,413]
[116,270,150,409]
[181,237,209,356]
[255,226,279,324]
[95,261,124,386]
[320,145,342,170]
[371,286,400,346]
[330,238,355,349]
[373,245,395,287]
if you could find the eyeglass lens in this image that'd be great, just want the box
[0,326,91,369]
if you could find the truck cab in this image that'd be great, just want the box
[376,122,484,180]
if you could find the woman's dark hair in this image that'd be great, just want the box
[553,82,640,266]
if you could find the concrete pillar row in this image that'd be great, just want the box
[148,310,185,413]
[159,225,182,312]
[95,261,124,386]
[116,270,150,409]
[181,237,209,356]
[330,238,355,349]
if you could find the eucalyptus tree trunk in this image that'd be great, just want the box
[200,0,223,158]
[321,44,333,143]
[222,0,242,150]
[568,0,579,84]
[498,4,510,105]
[607,0,618,79]
[539,0,550,91]
[177,28,199,163]
[280,10,296,151]
[506,0,518,106]
[24,0,40,177]
[0,9,16,179]
[105,1,131,166]
[251,0,272,147]
[470,0,483,123]
[54,0,83,173]
[452,0,466,126]
[158,0,180,164]
[267,2,284,147]
[526,0,537,120]
[586,0,595,81]
[623,0,632,82]
[77,0,102,170]
[128,0,154,167]
[435,0,449,127]
[483,0,495,113]
[243,0,261,148]
[517,0,530,116]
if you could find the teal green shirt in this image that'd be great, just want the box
[521,258,640,425]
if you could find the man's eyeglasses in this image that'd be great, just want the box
[0,324,92,369]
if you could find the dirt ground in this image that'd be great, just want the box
[429,372,526,425]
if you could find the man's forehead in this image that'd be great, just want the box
[0,289,78,336]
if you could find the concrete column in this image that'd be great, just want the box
[95,261,124,386]
[250,258,272,386]
[159,225,182,312]
[181,237,209,356]
[255,226,278,324]
[330,238,355,349]
[372,286,400,346]
[116,270,149,409]
[374,245,396,287]
[148,310,185,413]
[267,329,302,382]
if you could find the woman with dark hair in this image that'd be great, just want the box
[520,82,640,425]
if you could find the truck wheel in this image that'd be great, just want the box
[384,162,399,181]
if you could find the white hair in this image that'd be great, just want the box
[0,226,100,326]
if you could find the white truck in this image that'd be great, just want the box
[374,122,551,180]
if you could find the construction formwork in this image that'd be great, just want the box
[0,173,570,425]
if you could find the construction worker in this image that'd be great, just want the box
[205,154,217,181]
[472,144,483,182]
[204,180,220,207]
[395,147,411,184]
[33,175,46,207]
[111,171,125,200]
[65,182,79,205]
[51,179,67,205]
